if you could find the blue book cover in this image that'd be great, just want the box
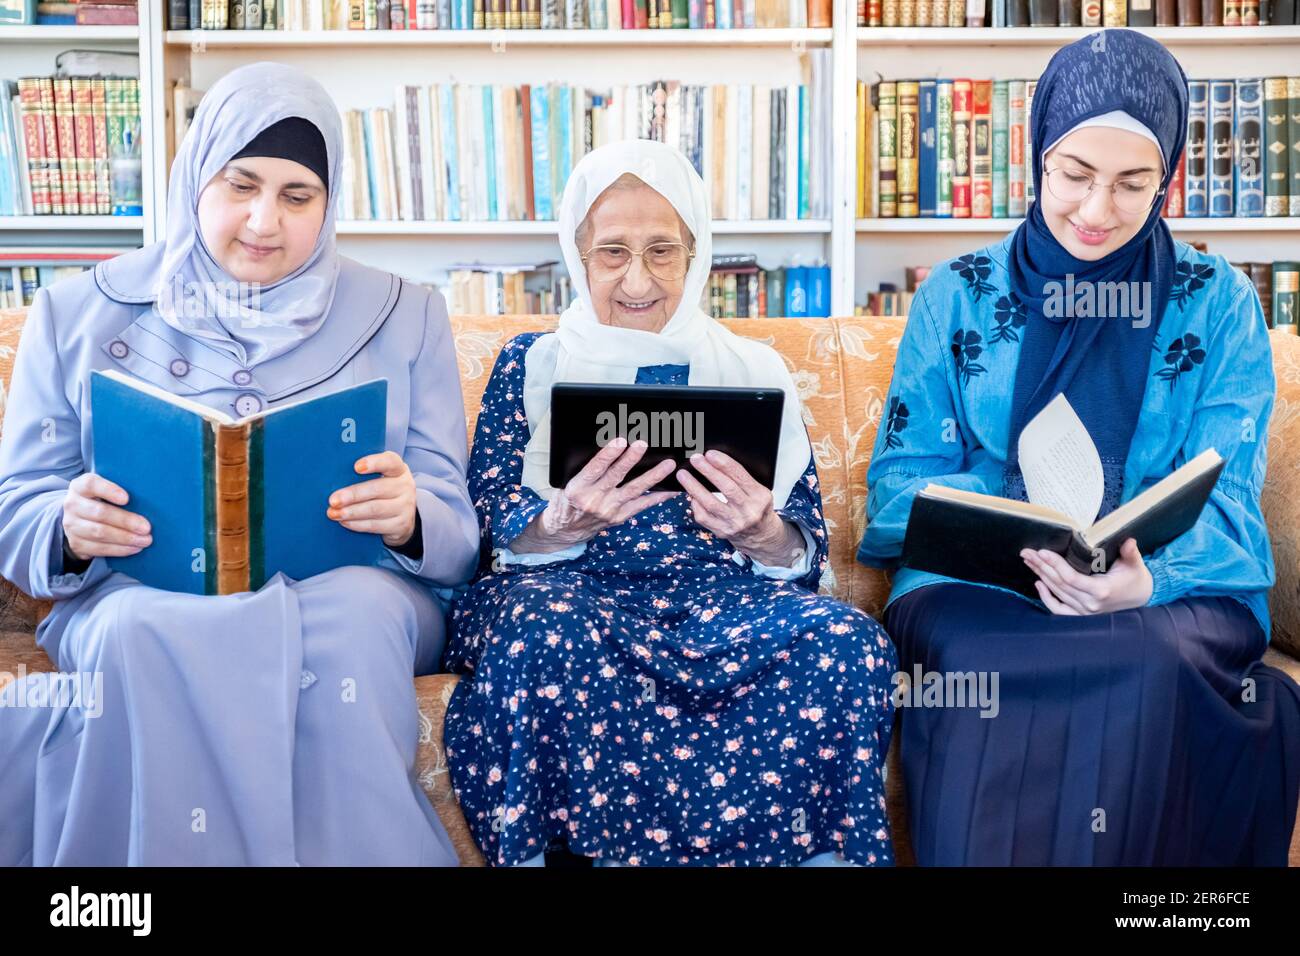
[1209,80,1235,218]
[91,371,388,595]
[531,86,553,221]
[361,112,380,222]
[798,86,808,220]
[716,0,731,27]
[439,85,461,221]
[556,85,573,211]
[481,86,498,222]
[0,80,17,216]
[1234,78,1264,218]
[918,80,938,218]
[808,264,831,317]
[784,266,809,318]
[1185,80,1209,217]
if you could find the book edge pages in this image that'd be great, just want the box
[94,367,237,425]
[1082,447,1224,547]
[917,482,1080,530]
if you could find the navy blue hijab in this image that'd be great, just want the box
[1005,29,1188,514]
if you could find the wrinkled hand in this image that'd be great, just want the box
[62,473,151,560]
[1021,537,1153,615]
[513,437,679,554]
[328,451,418,548]
[677,450,804,567]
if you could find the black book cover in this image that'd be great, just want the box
[1029,0,1057,22]
[900,458,1224,600]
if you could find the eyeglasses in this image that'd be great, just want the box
[1043,166,1164,215]
[580,241,694,282]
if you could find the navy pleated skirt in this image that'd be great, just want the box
[883,582,1300,866]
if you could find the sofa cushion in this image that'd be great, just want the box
[1263,330,1300,660]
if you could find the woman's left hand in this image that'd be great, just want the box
[677,450,805,567]
[1021,537,1153,615]
[327,451,418,548]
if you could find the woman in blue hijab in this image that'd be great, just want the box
[859,30,1300,865]
[0,62,479,865]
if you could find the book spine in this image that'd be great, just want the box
[897,80,919,218]
[1024,79,1036,206]
[952,78,972,219]
[1273,261,1299,333]
[1102,0,1124,19]
[39,79,62,215]
[1008,79,1025,218]
[876,81,897,218]
[991,79,1008,220]
[1264,77,1289,217]
[1289,78,1300,217]
[92,78,108,214]
[1250,262,1272,326]
[215,421,252,596]
[1209,79,1234,218]
[1185,79,1208,217]
[1163,147,1185,217]
[1234,78,1263,218]
[918,79,937,219]
[1127,0,1154,22]
[1178,0,1200,21]
[936,78,953,217]
[970,79,992,218]
[17,79,49,215]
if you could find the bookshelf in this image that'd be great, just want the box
[2,5,1297,315]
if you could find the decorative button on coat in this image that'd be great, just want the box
[234,392,263,416]
[108,340,128,359]
[169,358,189,377]
[232,369,253,386]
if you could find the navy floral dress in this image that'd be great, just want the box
[441,332,898,867]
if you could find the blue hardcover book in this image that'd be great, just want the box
[1209,80,1235,218]
[1185,80,1209,217]
[556,85,573,211]
[918,80,938,218]
[531,85,553,220]
[91,371,388,596]
[481,86,498,222]
[439,86,461,221]
[784,265,809,317]
[808,264,831,317]
[1234,78,1264,218]
[798,85,809,219]
[0,82,18,216]
[716,0,732,27]
[361,112,380,221]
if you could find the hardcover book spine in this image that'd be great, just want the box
[1273,262,1299,333]
[897,80,919,218]
[1263,77,1289,217]
[1234,78,1263,217]
[970,79,992,218]
[1209,79,1235,218]
[1008,79,1025,218]
[952,78,972,219]
[991,79,1008,220]
[1185,80,1209,217]
[1163,148,1185,217]
[216,424,251,596]
[936,78,953,218]
[1289,78,1300,217]
[918,79,937,218]
[876,81,897,218]
[1024,79,1036,206]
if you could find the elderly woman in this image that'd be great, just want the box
[441,140,898,867]
[859,31,1300,865]
[0,63,479,865]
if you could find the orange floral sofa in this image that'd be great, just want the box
[2,308,1297,866]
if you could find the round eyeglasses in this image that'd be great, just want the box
[1043,166,1164,215]
[580,242,694,282]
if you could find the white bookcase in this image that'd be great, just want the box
[2,2,1297,314]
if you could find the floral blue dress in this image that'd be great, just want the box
[441,332,898,866]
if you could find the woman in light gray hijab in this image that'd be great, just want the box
[0,62,478,865]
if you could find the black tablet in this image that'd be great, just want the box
[549,382,785,494]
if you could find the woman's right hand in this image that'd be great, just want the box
[511,437,679,554]
[62,473,152,560]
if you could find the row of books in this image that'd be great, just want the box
[0,263,91,306]
[0,0,137,24]
[854,263,929,315]
[172,0,829,29]
[856,0,1299,24]
[0,75,143,217]
[329,65,832,224]
[856,76,1300,220]
[1233,259,1299,328]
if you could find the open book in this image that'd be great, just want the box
[90,369,389,595]
[900,394,1224,599]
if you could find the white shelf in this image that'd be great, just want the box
[0,25,139,42]
[0,215,146,231]
[167,27,833,48]
[338,218,830,236]
[856,217,1300,233]
[855,25,1300,45]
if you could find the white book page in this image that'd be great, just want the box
[1017,393,1104,531]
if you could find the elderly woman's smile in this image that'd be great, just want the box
[576,173,692,333]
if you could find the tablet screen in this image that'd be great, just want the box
[549,383,785,494]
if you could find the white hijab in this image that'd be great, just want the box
[521,139,811,507]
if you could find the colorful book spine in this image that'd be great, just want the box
[1164,148,1185,217]
[1209,79,1235,218]
[918,79,937,219]
[876,81,897,218]
[1263,77,1289,218]
[1234,78,1264,218]
[1185,80,1209,217]
[1274,262,1298,332]
[936,78,953,218]
[1024,79,1036,207]
[951,79,972,219]
[1008,79,1026,218]
[1290,78,1300,218]
[897,80,919,218]
[970,80,992,218]
[991,79,1009,220]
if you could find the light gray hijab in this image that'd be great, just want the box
[154,61,343,367]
